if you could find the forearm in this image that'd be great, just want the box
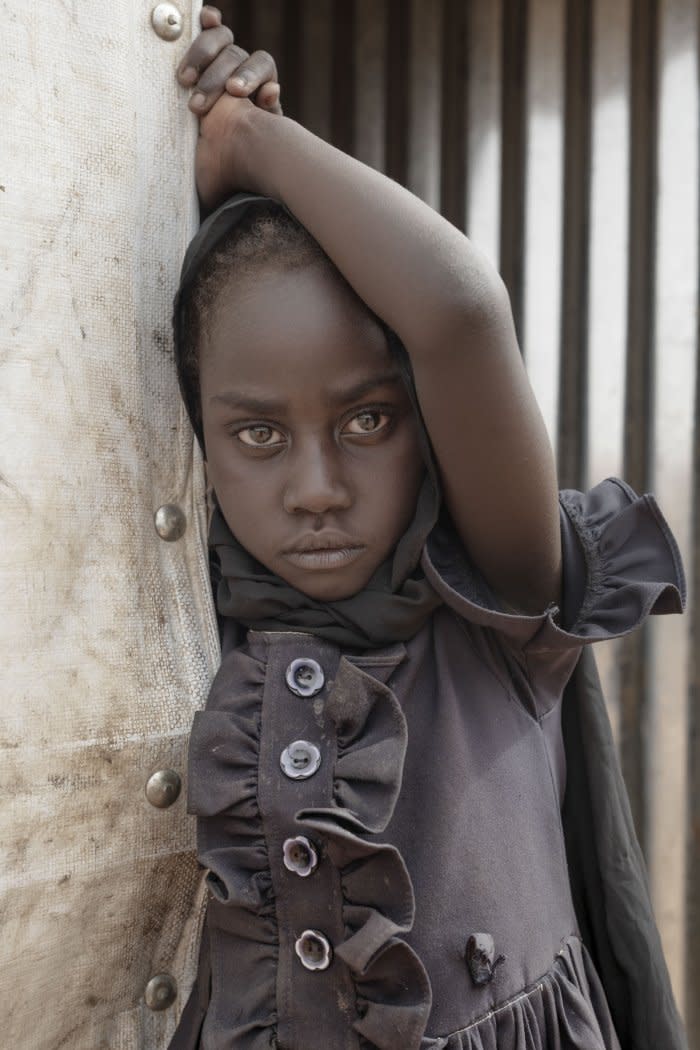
[240,108,504,358]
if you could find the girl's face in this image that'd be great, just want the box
[199,263,425,601]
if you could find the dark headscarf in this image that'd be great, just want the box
[174,193,442,649]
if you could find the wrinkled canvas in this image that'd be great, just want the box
[0,2,218,1046]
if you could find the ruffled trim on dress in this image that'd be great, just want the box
[187,647,278,1047]
[419,937,619,1050]
[422,477,685,653]
[188,648,432,1049]
[298,657,433,1050]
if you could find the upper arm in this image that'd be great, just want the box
[408,273,562,614]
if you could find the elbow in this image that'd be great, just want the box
[415,271,515,363]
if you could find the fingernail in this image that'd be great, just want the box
[180,66,197,85]
[229,75,247,89]
[191,92,206,109]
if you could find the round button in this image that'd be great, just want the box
[151,4,184,41]
[154,504,186,541]
[285,658,325,698]
[283,835,319,877]
[145,769,182,809]
[144,973,177,1010]
[294,929,333,971]
[280,740,322,780]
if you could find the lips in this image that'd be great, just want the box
[283,533,363,554]
[281,533,366,571]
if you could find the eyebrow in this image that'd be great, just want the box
[209,371,404,413]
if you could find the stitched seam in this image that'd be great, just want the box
[437,937,580,1037]
[559,491,606,632]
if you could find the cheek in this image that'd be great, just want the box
[204,438,281,547]
[357,427,425,528]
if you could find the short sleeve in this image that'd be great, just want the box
[421,477,686,657]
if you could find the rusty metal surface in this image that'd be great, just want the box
[0,2,219,1046]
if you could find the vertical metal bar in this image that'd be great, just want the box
[353,0,388,171]
[218,0,250,38]
[586,0,630,490]
[618,0,660,853]
[440,0,468,230]
[522,0,565,447]
[648,0,698,1013]
[251,0,285,103]
[624,0,658,496]
[279,0,303,124]
[557,0,592,490]
[385,0,411,185]
[406,0,443,208]
[465,0,502,268]
[331,0,356,153]
[299,0,333,140]
[500,0,529,343]
[585,0,632,748]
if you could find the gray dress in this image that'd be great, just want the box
[179,479,685,1050]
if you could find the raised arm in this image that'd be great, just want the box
[195,95,562,614]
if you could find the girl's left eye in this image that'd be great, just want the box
[343,410,390,435]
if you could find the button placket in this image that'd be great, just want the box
[256,637,356,1044]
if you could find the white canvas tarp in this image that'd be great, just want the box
[0,2,218,1046]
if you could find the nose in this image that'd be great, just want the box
[282,438,353,516]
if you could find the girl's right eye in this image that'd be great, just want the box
[236,424,286,448]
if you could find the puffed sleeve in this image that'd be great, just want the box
[422,477,685,748]
[422,477,685,657]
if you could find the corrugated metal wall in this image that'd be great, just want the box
[221,0,699,1041]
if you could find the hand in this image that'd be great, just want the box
[195,95,276,211]
[177,5,282,118]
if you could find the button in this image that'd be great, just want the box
[294,929,332,971]
[283,836,319,877]
[151,4,184,41]
[144,973,177,1010]
[285,658,325,698]
[145,769,182,809]
[280,740,321,780]
[465,932,505,985]
[154,504,186,541]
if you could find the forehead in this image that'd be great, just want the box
[201,263,393,399]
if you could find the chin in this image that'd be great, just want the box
[295,577,365,602]
[282,565,373,603]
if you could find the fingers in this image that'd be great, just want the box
[176,9,283,119]
[177,22,233,87]
[200,5,223,29]
[189,43,250,114]
[255,81,283,116]
[225,50,278,97]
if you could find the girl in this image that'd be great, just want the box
[170,10,687,1050]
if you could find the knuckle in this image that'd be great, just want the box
[197,64,224,93]
[226,42,249,61]
[253,49,277,77]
